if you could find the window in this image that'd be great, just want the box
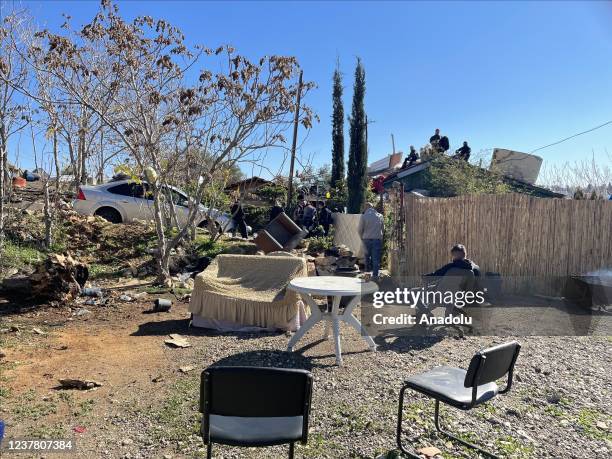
[108,182,145,198]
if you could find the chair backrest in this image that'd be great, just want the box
[435,268,476,293]
[464,341,521,388]
[200,366,313,417]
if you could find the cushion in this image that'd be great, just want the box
[404,366,498,409]
[207,415,303,446]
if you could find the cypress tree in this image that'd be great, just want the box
[347,58,367,213]
[330,62,345,186]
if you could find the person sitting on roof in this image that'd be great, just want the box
[455,141,471,161]
[424,244,480,278]
[402,146,419,168]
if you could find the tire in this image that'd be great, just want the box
[94,206,122,224]
[198,220,222,233]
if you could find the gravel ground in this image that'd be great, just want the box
[1,298,611,459]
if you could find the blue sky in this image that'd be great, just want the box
[10,0,612,181]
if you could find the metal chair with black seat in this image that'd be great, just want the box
[396,341,521,459]
[199,366,313,459]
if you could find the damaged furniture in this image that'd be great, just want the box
[189,254,308,331]
[200,366,313,459]
[397,341,521,458]
[253,212,307,254]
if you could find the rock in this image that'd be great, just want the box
[164,334,191,348]
[546,392,562,404]
[121,438,133,446]
[32,327,46,335]
[416,446,442,458]
[0,349,6,359]
[596,421,608,431]
[179,365,196,373]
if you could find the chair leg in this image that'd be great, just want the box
[434,400,499,459]
[396,385,425,459]
[288,441,295,459]
[206,442,212,459]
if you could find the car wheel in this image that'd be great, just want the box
[94,207,122,224]
[198,220,222,234]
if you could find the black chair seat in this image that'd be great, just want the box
[405,366,498,409]
[209,415,304,447]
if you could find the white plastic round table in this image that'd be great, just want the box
[286,276,379,366]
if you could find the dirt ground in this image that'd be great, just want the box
[1,286,611,459]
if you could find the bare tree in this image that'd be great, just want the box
[31,1,315,283]
[0,8,31,246]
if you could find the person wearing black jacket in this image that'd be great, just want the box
[429,128,441,144]
[402,146,419,169]
[317,201,333,236]
[425,244,480,277]
[270,200,284,222]
[455,141,471,161]
[230,198,248,239]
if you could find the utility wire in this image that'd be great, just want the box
[530,120,612,153]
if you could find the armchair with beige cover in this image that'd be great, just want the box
[189,254,308,332]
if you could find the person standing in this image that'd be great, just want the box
[270,200,284,222]
[317,201,333,236]
[429,128,441,145]
[358,202,384,278]
[302,201,317,233]
[292,194,306,227]
[230,198,248,239]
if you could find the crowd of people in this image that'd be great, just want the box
[400,128,472,170]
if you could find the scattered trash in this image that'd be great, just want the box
[164,334,190,348]
[82,287,103,297]
[119,294,133,302]
[133,292,147,300]
[178,365,195,373]
[416,446,442,458]
[73,426,86,434]
[32,328,46,335]
[58,379,103,390]
[153,299,172,312]
[84,299,98,306]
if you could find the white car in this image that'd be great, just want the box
[72,179,239,233]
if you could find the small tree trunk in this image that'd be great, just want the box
[152,189,171,284]
[0,127,7,247]
[43,178,52,249]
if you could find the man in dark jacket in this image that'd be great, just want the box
[230,198,248,239]
[270,200,284,222]
[317,201,333,236]
[425,244,480,277]
[402,146,419,169]
[455,141,471,161]
[429,128,441,145]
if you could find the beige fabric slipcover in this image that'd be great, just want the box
[189,254,308,329]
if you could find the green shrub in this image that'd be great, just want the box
[243,205,271,230]
[425,155,509,197]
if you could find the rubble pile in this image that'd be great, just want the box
[30,253,89,301]
[313,245,359,276]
